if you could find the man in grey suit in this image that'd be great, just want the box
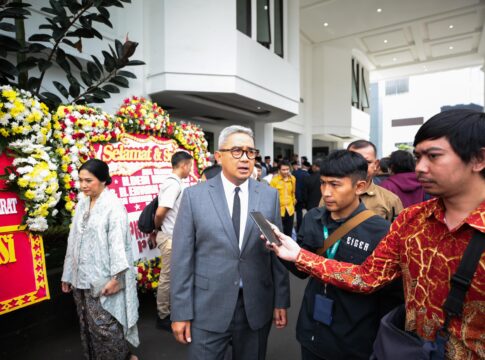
[171,125,290,360]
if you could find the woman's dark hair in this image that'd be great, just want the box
[79,159,112,185]
[389,150,415,174]
[320,150,368,183]
[379,157,390,173]
[414,109,485,178]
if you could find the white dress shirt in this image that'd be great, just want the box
[220,172,249,250]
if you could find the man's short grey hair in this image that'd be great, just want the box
[218,125,254,149]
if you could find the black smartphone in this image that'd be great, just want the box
[249,211,282,246]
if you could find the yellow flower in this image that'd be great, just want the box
[2,88,16,102]
[65,201,74,211]
[24,190,36,200]
[18,178,29,187]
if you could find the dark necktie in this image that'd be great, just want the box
[232,187,241,244]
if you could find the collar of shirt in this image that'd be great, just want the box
[220,172,249,248]
[425,197,485,232]
[363,181,377,196]
[315,201,367,227]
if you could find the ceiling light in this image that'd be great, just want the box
[383,39,388,43]
[449,25,454,29]
[377,8,382,13]
[264,5,268,10]
[323,22,329,27]
[449,46,454,50]
[256,106,262,110]
[392,57,397,61]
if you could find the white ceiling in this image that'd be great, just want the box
[300,0,485,80]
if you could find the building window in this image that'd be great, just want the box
[274,0,284,57]
[351,58,370,111]
[257,0,271,48]
[385,78,409,96]
[237,0,251,37]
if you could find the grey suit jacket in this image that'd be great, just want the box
[170,175,290,333]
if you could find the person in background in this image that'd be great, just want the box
[170,125,290,359]
[302,160,322,211]
[374,157,391,184]
[285,150,399,360]
[293,160,310,232]
[266,109,485,359]
[347,140,403,222]
[255,155,266,177]
[380,150,428,208]
[262,155,272,175]
[61,159,139,360]
[271,160,297,237]
[253,162,263,181]
[153,151,194,331]
[262,165,278,184]
[200,163,222,181]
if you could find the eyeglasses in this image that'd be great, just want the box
[218,147,258,160]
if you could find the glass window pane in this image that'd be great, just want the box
[257,0,271,48]
[237,0,251,36]
[274,0,283,57]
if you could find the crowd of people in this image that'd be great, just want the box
[60,108,484,360]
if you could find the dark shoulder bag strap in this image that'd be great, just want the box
[433,230,485,360]
[443,230,485,320]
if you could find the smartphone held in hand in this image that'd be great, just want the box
[249,211,282,246]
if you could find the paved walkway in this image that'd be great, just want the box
[11,275,306,360]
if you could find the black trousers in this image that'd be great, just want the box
[282,211,294,237]
[295,201,305,232]
[301,346,327,360]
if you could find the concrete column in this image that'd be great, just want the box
[295,133,312,163]
[254,122,274,159]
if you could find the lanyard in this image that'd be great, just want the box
[322,225,340,260]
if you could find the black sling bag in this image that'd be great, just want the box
[371,230,485,360]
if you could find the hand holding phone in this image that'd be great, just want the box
[249,211,282,246]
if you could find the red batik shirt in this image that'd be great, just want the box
[296,198,485,359]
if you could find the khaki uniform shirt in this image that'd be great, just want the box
[361,181,403,222]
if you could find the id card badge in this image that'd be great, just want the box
[313,293,334,326]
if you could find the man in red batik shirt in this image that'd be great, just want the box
[265,109,485,359]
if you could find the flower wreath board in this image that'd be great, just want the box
[92,133,200,260]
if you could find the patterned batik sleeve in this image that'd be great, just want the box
[295,214,404,293]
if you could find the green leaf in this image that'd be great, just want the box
[66,54,82,70]
[92,14,112,28]
[17,57,38,71]
[40,7,58,15]
[102,84,120,93]
[87,61,101,80]
[69,83,80,98]
[115,39,123,58]
[38,59,52,72]
[27,43,48,52]
[79,15,92,30]
[0,34,20,51]
[27,77,41,92]
[93,89,110,98]
[41,91,62,105]
[39,24,54,30]
[110,75,129,88]
[0,58,19,77]
[102,50,116,72]
[118,70,136,78]
[91,55,103,71]
[80,70,92,86]
[96,6,110,19]
[0,22,15,32]
[66,28,95,38]
[28,33,52,42]
[127,60,145,66]
[53,81,69,98]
